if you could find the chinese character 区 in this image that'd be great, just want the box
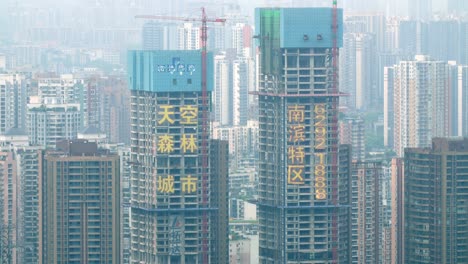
[158,105,175,125]
[157,175,175,193]
[180,105,198,125]
[158,134,174,153]
[181,175,197,193]
[288,105,305,123]
[288,146,305,164]
[181,134,198,153]
[288,165,305,184]
[289,125,306,142]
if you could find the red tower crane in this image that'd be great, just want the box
[136,8,225,263]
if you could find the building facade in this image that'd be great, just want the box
[390,158,404,264]
[340,33,376,110]
[214,53,232,126]
[255,8,351,263]
[0,73,28,134]
[339,117,365,161]
[128,50,227,263]
[27,98,82,148]
[351,161,383,263]
[390,55,450,156]
[452,65,468,137]
[42,140,120,263]
[213,121,258,171]
[210,139,229,264]
[404,138,468,263]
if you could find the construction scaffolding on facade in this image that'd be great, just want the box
[255,7,351,263]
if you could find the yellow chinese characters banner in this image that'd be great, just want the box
[287,104,306,185]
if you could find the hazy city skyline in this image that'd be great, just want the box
[1,0,468,263]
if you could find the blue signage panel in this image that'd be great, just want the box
[280,8,343,48]
[128,50,214,92]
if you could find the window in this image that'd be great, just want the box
[187,78,192,84]
[173,79,177,85]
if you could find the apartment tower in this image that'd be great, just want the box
[256,8,351,263]
[390,55,450,156]
[128,50,227,263]
[42,140,120,263]
[404,138,468,263]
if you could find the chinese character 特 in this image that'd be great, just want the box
[288,165,305,184]
[289,125,306,142]
[288,105,305,123]
[180,105,198,125]
[288,146,305,164]
[158,105,175,125]
[181,175,197,193]
[181,134,197,153]
[158,134,174,153]
[157,175,175,193]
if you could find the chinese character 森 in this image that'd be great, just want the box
[158,134,174,153]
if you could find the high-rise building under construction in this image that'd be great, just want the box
[255,7,351,263]
[127,50,228,263]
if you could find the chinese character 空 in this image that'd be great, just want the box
[289,125,306,142]
[288,146,305,164]
[181,175,197,193]
[157,175,175,193]
[288,105,305,123]
[181,134,198,153]
[158,105,175,125]
[158,134,174,153]
[180,105,198,125]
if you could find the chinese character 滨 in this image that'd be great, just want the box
[289,125,306,142]
[158,134,174,153]
[181,134,198,153]
[181,175,197,193]
[158,105,175,125]
[180,105,198,125]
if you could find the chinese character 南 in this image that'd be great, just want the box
[288,105,305,123]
